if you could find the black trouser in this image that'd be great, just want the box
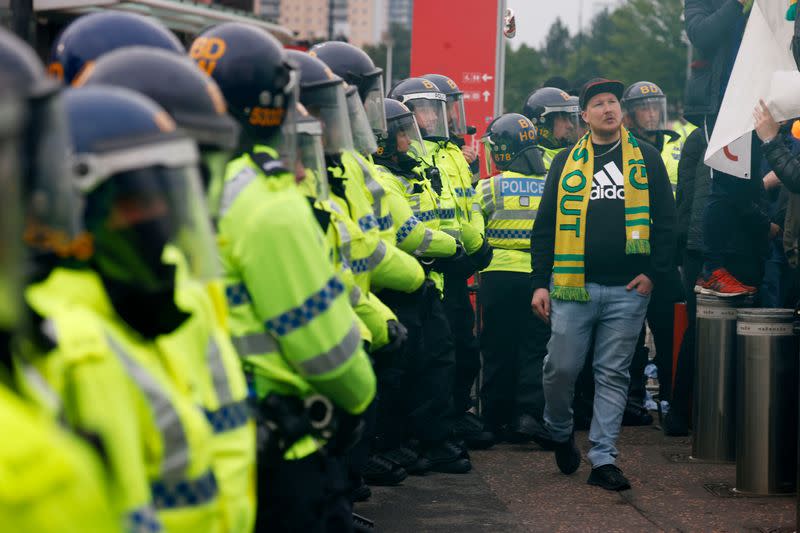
[346,399,376,492]
[376,282,456,445]
[443,274,480,415]
[670,250,764,421]
[256,452,352,533]
[479,271,551,431]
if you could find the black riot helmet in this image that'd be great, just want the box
[522,87,580,149]
[622,81,668,135]
[0,27,85,278]
[482,113,545,176]
[64,86,216,296]
[388,77,449,142]
[48,12,184,85]
[190,23,298,160]
[309,41,387,137]
[74,46,240,198]
[421,73,468,137]
[374,98,427,164]
[287,49,354,156]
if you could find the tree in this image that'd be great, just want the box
[363,23,411,89]
[503,43,544,113]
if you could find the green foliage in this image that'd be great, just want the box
[363,23,412,89]
[503,0,687,115]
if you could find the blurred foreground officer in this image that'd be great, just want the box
[0,61,118,533]
[48,11,184,84]
[76,48,256,533]
[523,87,581,168]
[191,23,376,532]
[475,114,551,443]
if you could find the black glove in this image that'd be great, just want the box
[468,237,493,272]
[433,242,474,279]
[325,410,365,456]
[382,320,408,352]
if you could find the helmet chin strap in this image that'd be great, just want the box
[506,146,546,176]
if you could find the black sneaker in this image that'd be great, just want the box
[509,414,556,450]
[662,410,689,437]
[621,406,654,427]
[353,513,374,532]
[587,464,631,491]
[421,441,472,474]
[363,455,408,486]
[553,434,581,475]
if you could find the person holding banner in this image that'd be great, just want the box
[530,79,675,491]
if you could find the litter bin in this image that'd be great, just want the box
[692,295,752,462]
[735,308,798,496]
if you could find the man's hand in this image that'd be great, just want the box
[753,99,780,142]
[461,145,478,164]
[763,171,781,191]
[531,288,551,323]
[770,222,782,240]
[626,274,654,296]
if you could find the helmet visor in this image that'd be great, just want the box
[626,96,667,133]
[277,69,300,174]
[77,138,218,291]
[346,86,378,156]
[0,97,24,329]
[362,75,387,137]
[297,117,329,201]
[481,136,503,176]
[23,92,85,261]
[383,113,426,159]
[302,83,354,155]
[404,96,449,140]
[446,93,467,137]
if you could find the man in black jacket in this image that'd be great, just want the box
[530,79,675,491]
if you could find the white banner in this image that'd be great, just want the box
[704,0,799,178]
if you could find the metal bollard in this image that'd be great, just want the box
[735,309,798,496]
[691,295,753,462]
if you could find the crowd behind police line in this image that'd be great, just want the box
[0,0,796,529]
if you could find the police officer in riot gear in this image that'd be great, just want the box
[191,22,376,532]
[621,81,684,425]
[523,87,581,166]
[48,11,184,84]
[476,114,550,443]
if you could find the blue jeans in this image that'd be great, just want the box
[543,283,650,467]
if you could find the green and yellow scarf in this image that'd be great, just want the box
[552,126,650,302]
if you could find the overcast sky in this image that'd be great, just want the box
[505,0,623,49]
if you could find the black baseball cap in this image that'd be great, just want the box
[579,78,625,110]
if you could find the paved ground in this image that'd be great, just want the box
[356,424,797,532]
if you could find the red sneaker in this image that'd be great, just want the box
[695,268,757,297]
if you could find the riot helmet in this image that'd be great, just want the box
[421,74,467,137]
[374,98,426,165]
[287,49,354,156]
[622,81,668,136]
[482,113,545,176]
[74,46,240,212]
[49,12,184,85]
[309,41,387,137]
[388,77,449,141]
[63,86,217,296]
[522,87,580,149]
[190,23,298,167]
